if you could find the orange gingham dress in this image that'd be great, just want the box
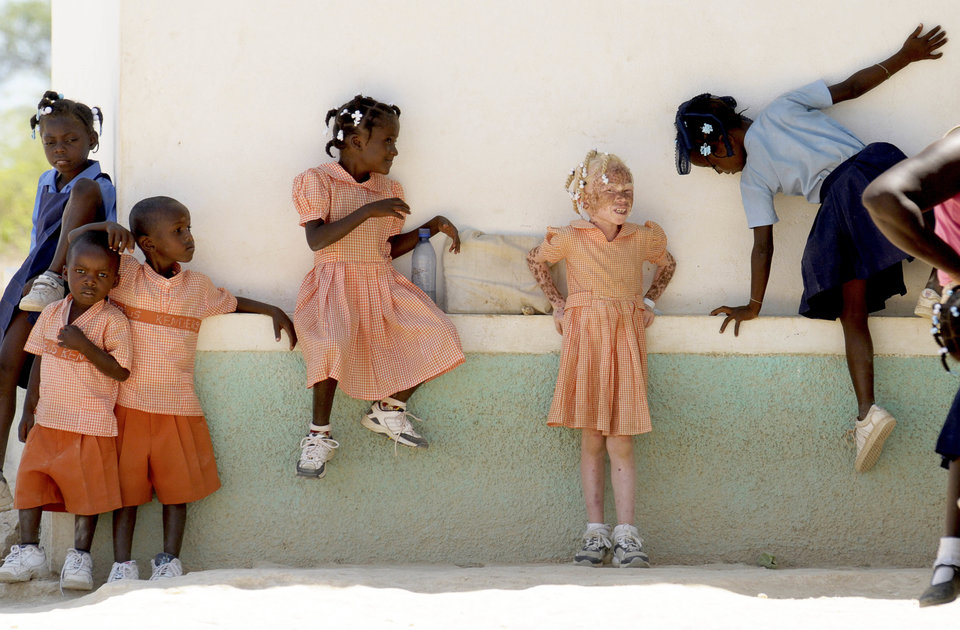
[292,162,464,399]
[535,220,668,436]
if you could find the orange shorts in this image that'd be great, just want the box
[115,405,220,506]
[14,424,121,516]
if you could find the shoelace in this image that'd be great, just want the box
[60,551,87,594]
[299,435,339,465]
[153,561,180,579]
[4,545,23,567]
[616,534,643,552]
[583,531,612,551]
[378,406,425,456]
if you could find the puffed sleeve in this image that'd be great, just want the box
[292,168,331,225]
[534,226,570,264]
[103,307,133,371]
[198,275,239,319]
[641,221,669,266]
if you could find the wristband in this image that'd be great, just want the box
[643,297,656,310]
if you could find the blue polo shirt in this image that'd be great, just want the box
[30,160,116,249]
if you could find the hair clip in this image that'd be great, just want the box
[579,180,585,189]
[341,109,349,115]
[57,93,64,99]
[351,110,363,126]
[951,306,959,318]
[700,144,712,156]
[701,123,713,134]
[601,174,609,184]
[336,130,344,141]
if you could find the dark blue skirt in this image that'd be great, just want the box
[937,385,960,468]
[799,143,909,320]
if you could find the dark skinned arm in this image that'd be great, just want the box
[828,25,946,104]
[57,325,130,381]
[304,198,410,251]
[710,225,773,336]
[389,215,461,259]
[68,220,136,252]
[864,129,960,282]
[234,297,298,350]
[18,357,41,442]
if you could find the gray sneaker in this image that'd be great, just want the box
[296,434,339,478]
[361,399,428,448]
[612,524,650,568]
[19,271,65,312]
[573,524,611,567]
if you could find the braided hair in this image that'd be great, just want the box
[674,93,747,175]
[324,94,401,158]
[933,287,960,374]
[29,91,103,147]
[564,150,630,216]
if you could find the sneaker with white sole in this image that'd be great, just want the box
[0,544,46,583]
[0,475,13,512]
[18,271,65,312]
[849,405,897,473]
[361,398,428,448]
[612,524,650,568]
[107,560,140,582]
[150,553,183,580]
[296,433,339,478]
[60,548,94,591]
[573,524,611,567]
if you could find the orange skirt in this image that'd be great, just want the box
[115,405,220,506]
[14,424,121,515]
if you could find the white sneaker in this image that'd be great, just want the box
[150,554,183,580]
[18,271,65,312]
[107,560,140,582]
[60,548,93,591]
[361,398,428,448]
[0,544,46,582]
[0,475,13,512]
[851,405,897,473]
[296,434,339,478]
[612,524,650,568]
[573,524,611,567]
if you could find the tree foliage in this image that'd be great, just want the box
[0,1,50,79]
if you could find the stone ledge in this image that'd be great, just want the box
[198,313,941,356]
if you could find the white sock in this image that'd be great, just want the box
[585,522,608,534]
[932,537,960,585]
[308,423,331,435]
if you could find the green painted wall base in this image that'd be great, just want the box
[53,352,954,578]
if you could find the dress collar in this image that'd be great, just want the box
[319,162,393,193]
[570,219,639,240]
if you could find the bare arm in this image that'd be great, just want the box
[18,357,41,442]
[68,221,136,252]
[710,225,773,336]
[234,297,298,349]
[527,246,566,334]
[863,130,960,282]
[645,251,676,302]
[304,198,410,251]
[57,325,130,381]
[828,25,946,104]
[389,215,461,259]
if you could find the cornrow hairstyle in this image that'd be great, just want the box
[674,93,746,175]
[933,287,960,375]
[323,94,401,157]
[30,90,103,149]
[564,150,630,215]
[68,229,121,271]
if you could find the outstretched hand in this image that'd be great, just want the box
[900,24,947,63]
[710,303,759,336]
[434,216,461,253]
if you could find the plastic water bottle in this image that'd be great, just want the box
[411,227,436,303]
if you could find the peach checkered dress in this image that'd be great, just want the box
[535,220,668,436]
[292,163,464,399]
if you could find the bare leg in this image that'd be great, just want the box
[606,436,635,525]
[581,430,606,523]
[310,378,337,430]
[74,514,98,552]
[162,503,186,557]
[0,312,34,467]
[927,267,944,294]
[18,507,42,544]
[112,506,138,562]
[838,279,874,419]
[46,180,101,274]
[390,383,421,404]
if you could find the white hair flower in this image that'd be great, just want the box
[699,143,712,157]
[601,174,609,185]
[336,130,344,141]
[701,123,713,135]
[351,110,363,126]
[579,180,585,189]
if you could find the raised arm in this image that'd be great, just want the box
[527,246,566,334]
[68,220,136,252]
[828,24,946,105]
[304,198,410,251]
[863,129,960,282]
[710,225,773,336]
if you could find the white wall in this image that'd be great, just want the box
[52,0,960,316]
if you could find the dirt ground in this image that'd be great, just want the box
[0,563,955,629]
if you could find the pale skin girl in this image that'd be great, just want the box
[527,162,676,524]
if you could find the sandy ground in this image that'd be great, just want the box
[0,564,955,629]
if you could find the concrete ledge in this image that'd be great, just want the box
[199,313,941,356]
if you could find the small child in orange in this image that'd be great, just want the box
[0,231,132,591]
[527,150,676,568]
[72,196,296,582]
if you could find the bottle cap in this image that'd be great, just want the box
[418,228,431,238]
